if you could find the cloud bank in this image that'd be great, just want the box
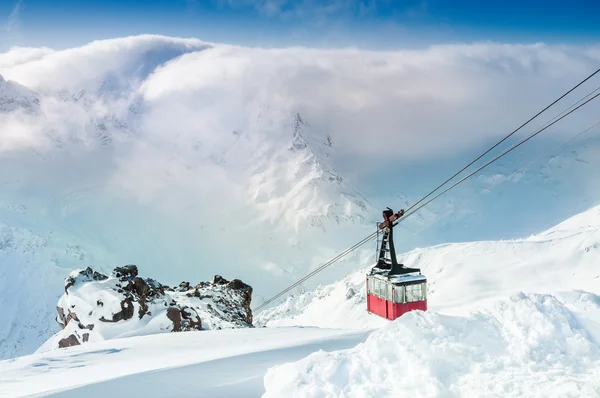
[2,36,598,159]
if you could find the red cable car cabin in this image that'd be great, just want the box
[366,207,428,320]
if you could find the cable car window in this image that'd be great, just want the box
[367,277,373,294]
[393,285,404,303]
[405,284,424,302]
[386,282,393,301]
[373,279,380,297]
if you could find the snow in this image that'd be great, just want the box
[1,198,600,398]
[263,292,600,397]
[0,327,369,398]
[256,205,600,396]
[0,75,40,114]
[257,203,600,327]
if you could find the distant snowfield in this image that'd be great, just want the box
[0,327,369,398]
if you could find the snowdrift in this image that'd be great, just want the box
[39,265,253,351]
[0,327,370,398]
[263,291,600,397]
[256,204,600,328]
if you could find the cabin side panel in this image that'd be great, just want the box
[367,294,388,318]
[390,300,427,320]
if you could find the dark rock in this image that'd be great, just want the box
[212,275,228,285]
[99,297,134,323]
[177,281,191,292]
[65,266,107,293]
[227,279,251,291]
[58,334,80,348]
[123,277,149,296]
[82,333,90,343]
[56,307,80,329]
[166,307,182,332]
[181,307,202,330]
[113,265,138,280]
[166,306,202,332]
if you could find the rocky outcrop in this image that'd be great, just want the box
[47,265,253,350]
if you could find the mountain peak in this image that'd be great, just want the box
[289,112,309,151]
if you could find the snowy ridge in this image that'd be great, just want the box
[263,291,600,397]
[257,203,600,328]
[0,75,40,114]
[38,265,253,352]
[247,112,371,232]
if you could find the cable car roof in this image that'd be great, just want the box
[368,271,426,285]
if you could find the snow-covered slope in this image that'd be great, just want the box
[0,327,370,398]
[0,75,40,114]
[1,197,599,397]
[257,205,600,397]
[38,265,253,352]
[256,203,600,328]
[0,223,69,360]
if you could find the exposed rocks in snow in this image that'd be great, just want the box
[45,265,253,350]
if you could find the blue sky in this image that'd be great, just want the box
[1,0,600,50]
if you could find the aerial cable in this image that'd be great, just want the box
[534,85,600,132]
[253,71,600,312]
[395,119,600,248]
[405,68,600,213]
[398,91,600,223]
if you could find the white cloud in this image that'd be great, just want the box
[136,41,600,160]
[0,46,54,68]
[0,35,210,94]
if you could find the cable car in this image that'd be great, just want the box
[366,208,427,320]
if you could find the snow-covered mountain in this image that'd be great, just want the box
[0,75,40,114]
[1,204,600,397]
[258,204,600,397]
[256,203,600,328]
